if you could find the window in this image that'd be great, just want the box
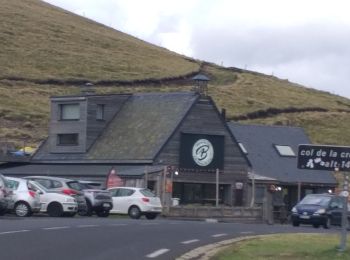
[60,104,80,120]
[96,104,105,120]
[238,142,248,154]
[57,133,79,146]
[274,145,295,157]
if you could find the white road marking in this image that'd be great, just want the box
[212,233,227,238]
[240,231,254,234]
[77,225,99,228]
[0,230,30,235]
[110,223,128,226]
[146,248,170,258]
[181,239,200,244]
[43,226,70,230]
[140,223,159,226]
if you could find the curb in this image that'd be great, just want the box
[176,233,316,260]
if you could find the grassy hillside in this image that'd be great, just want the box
[0,0,349,149]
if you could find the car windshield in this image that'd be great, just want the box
[67,181,84,191]
[140,189,156,197]
[299,195,331,206]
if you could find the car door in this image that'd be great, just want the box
[110,188,134,214]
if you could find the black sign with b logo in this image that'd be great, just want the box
[179,133,224,170]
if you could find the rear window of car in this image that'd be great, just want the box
[140,189,156,197]
[67,181,84,191]
[6,179,19,190]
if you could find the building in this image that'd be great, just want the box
[0,90,250,207]
[228,123,337,211]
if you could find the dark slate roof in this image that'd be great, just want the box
[228,123,336,185]
[32,92,198,163]
[88,92,198,160]
[0,164,163,178]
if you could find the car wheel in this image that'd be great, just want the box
[312,223,320,228]
[96,210,110,217]
[47,202,63,217]
[145,213,158,220]
[292,221,300,227]
[14,202,31,217]
[323,217,331,229]
[78,200,92,216]
[128,206,141,219]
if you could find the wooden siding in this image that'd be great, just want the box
[155,97,249,205]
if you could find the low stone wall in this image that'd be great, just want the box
[163,206,263,223]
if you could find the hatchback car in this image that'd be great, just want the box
[5,177,41,217]
[30,181,78,217]
[108,187,162,219]
[24,176,87,215]
[291,193,349,229]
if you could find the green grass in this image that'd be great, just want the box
[0,0,199,81]
[212,234,350,260]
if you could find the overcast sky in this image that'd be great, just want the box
[44,0,350,99]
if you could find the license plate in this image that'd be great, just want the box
[300,215,310,219]
[103,203,110,208]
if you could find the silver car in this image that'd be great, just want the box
[5,177,41,217]
[24,176,87,215]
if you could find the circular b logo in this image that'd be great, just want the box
[192,139,214,166]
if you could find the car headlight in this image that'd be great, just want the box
[65,197,76,203]
[291,207,297,213]
[314,208,326,214]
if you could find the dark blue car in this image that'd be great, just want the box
[291,193,349,229]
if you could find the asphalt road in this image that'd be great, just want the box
[0,215,338,260]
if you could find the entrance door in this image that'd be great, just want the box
[183,183,201,204]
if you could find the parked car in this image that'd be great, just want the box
[108,187,162,219]
[78,181,112,217]
[5,177,41,217]
[291,193,349,229]
[24,176,87,215]
[0,174,11,215]
[30,181,78,217]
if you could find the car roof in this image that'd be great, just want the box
[5,176,28,183]
[107,186,142,190]
[25,176,76,183]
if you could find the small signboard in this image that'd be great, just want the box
[298,144,350,171]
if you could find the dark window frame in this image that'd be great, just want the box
[59,103,80,121]
[57,133,79,146]
[96,104,105,121]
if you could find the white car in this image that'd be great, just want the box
[31,181,78,217]
[108,187,162,219]
[5,177,41,217]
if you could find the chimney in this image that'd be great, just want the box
[81,82,96,95]
[191,74,210,96]
[221,108,226,121]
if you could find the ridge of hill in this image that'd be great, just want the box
[0,0,349,148]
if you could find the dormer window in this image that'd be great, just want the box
[96,104,105,120]
[60,104,80,120]
[274,145,295,157]
[57,134,78,146]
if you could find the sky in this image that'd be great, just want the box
[44,0,350,99]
